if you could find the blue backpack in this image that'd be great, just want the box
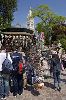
[2,55,13,74]
[11,52,22,73]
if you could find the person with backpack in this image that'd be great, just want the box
[11,48,23,97]
[51,50,62,91]
[0,47,12,100]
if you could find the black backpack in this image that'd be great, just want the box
[2,53,13,74]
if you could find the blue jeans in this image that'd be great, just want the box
[0,75,9,98]
[53,71,61,88]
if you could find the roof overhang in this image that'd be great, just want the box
[3,32,33,36]
[1,27,34,36]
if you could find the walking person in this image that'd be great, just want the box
[51,50,62,91]
[11,48,23,97]
[0,47,12,100]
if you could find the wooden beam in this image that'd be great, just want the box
[3,32,34,36]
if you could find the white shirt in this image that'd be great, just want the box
[0,51,12,71]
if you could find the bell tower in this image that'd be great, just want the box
[27,7,34,31]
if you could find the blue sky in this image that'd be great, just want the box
[12,0,66,27]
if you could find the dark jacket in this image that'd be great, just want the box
[51,54,61,72]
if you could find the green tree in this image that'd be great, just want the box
[32,5,66,45]
[60,37,66,51]
[52,24,66,41]
[0,0,17,29]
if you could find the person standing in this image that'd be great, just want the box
[11,49,23,97]
[0,47,12,100]
[51,51,61,91]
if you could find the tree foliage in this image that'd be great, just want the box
[60,37,66,51]
[0,0,17,29]
[52,24,66,40]
[32,5,66,46]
